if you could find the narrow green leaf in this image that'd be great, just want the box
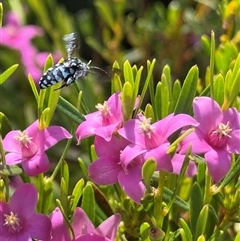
[234,230,240,241]
[123,60,134,87]
[62,161,69,194]
[142,159,157,191]
[0,3,3,27]
[71,179,84,214]
[194,205,210,241]
[154,82,162,120]
[57,96,85,124]
[174,66,199,114]
[144,104,154,120]
[60,177,68,214]
[78,158,89,180]
[0,64,19,84]
[172,80,181,112]
[28,74,39,103]
[209,31,215,98]
[160,75,170,117]
[122,82,133,121]
[0,112,12,137]
[190,182,203,236]
[213,74,224,106]
[82,183,95,223]
[179,218,192,241]
[133,66,143,101]
[208,231,224,241]
[201,35,210,56]
[41,180,53,214]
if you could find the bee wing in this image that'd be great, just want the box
[63,32,80,58]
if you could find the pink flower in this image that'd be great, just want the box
[2,120,72,176]
[180,97,240,182]
[89,136,146,203]
[118,113,198,173]
[47,207,121,241]
[0,12,60,81]
[0,183,51,241]
[76,93,123,143]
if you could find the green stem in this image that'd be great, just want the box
[209,30,215,99]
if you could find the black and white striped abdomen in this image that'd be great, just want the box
[39,57,90,89]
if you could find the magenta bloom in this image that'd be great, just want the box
[118,113,198,173]
[48,207,121,241]
[180,97,240,182]
[89,136,146,203]
[76,93,123,143]
[2,120,72,176]
[0,12,60,81]
[0,183,51,241]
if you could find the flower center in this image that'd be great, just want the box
[96,101,115,125]
[138,117,155,138]
[208,121,232,148]
[4,211,22,233]
[14,130,38,157]
[96,101,110,116]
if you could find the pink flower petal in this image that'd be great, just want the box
[120,144,146,170]
[222,108,240,129]
[72,208,95,237]
[41,126,72,151]
[171,153,197,177]
[2,130,22,152]
[89,155,122,185]
[48,208,71,241]
[21,153,50,176]
[180,129,212,154]
[193,97,223,134]
[76,120,101,143]
[76,233,106,241]
[5,152,23,165]
[205,149,232,182]
[94,123,120,141]
[226,130,240,153]
[96,213,121,240]
[118,165,146,203]
[27,213,52,240]
[9,184,37,219]
[144,143,172,172]
[94,136,129,157]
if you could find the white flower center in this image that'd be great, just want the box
[14,130,33,147]
[4,211,22,233]
[212,122,232,138]
[95,101,111,116]
[138,117,155,138]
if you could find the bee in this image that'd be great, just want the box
[39,33,109,90]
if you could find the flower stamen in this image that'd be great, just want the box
[138,117,155,138]
[14,130,33,148]
[4,211,22,233]
[95,102,111,116]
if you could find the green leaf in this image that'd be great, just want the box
[154,82,162,120]
[179,218,192,241]
[160,74,170,118]
[174,65,199,114]
[201,35,210,56]
[123,60,134,87]
[62,160,69,194]
[0,112,12,137]
[140,222,151,241]
[0,64,19,84]
[0,164,22,176]
[234,231,240,241]
[194,205,210,241]
[190,182,203,236]
[213,74,224,106]
[172,80,181,112]
[70,179,84,214]
[82,183,95,223]
[142,159,157,191]
[57,96,85,124]
[0,3,3,27]
[41,180,53,214]
[28,74,39,103]
[122,82,134,121]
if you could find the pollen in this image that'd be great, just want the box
[4,211,22,233]
[209,121,232,148]
[95,101,110,116]
[14,130,33,147]
[138,117,155,138]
